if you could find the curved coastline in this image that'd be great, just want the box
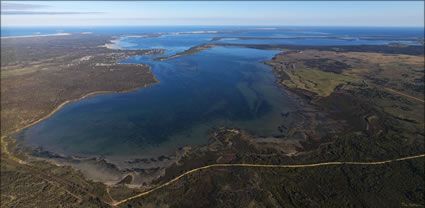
[1,34,165,191]
[8,44,299,188]
[10,33,419,184]
[2,35,158,139]
[3,83,157,140]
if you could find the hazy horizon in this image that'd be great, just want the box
[1,1,424,27]
[2,25,425,28]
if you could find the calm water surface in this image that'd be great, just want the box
[18,26,424,159]
[23,46,296,157]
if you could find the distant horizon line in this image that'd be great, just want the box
[2,25,424,28]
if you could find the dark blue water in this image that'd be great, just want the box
[290,26,424,38]
[212,37,420,45]
[112,26,423,58]
[17,26,424,159]
[23,47,296,157]
[117,33,219,56]
[2,26,299,37]
[3,25,423,40]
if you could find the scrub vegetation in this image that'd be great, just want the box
[1,33,424,207]
[120,46,425,207]
[1,34,163,137]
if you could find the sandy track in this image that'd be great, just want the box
[113,154,425,206]
[385,88,424,103]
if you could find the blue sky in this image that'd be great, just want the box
[1,1,424,27]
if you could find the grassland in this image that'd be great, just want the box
[1,34,164,207]
[117,46,424,207]
[279,67,359,97]
[266,50,424,98]
[118,129,425,208]
[1,34,424,207]
[153,44,215,61]
[266,50,424,135]
[1,34,163,137]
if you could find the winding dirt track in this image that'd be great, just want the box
[2,71,424,207]
[113,154,425,206]
[384,88,424,103]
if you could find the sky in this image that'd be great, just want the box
[1,1,424,27]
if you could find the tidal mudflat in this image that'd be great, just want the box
[23,47,298,153]
[13,27,424,185]
[19,43,304,184]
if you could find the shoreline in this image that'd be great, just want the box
[2,34,160,139]
[2,43,300,188]
[103,39,122,49]
[2,35,393,184]
[3,42,289,138]
[1,33,165,188]
[2,84,157,140]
